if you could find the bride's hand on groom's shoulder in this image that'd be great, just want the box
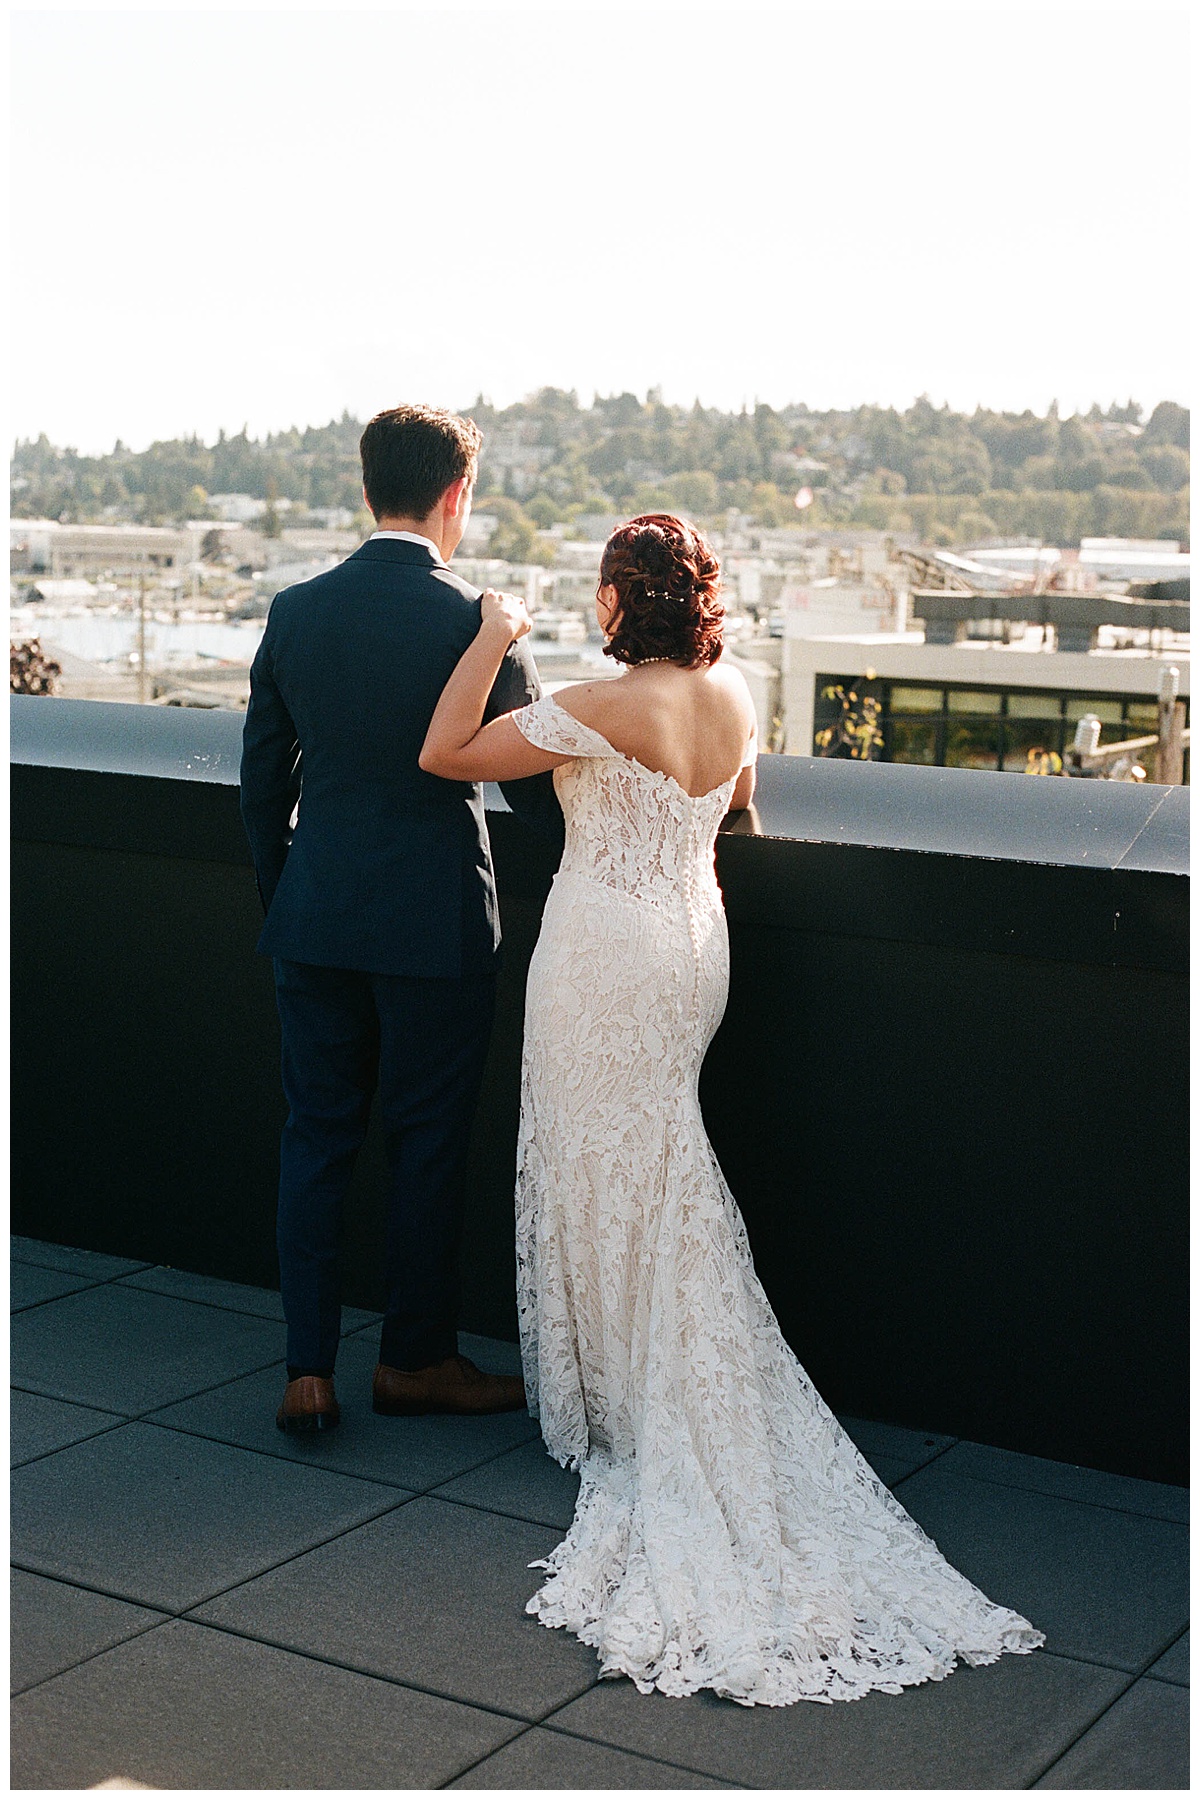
[481,588,532,643]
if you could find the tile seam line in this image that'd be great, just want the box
[130,1410,541,1494]
[9,1350,297,1419]
[164,1611,585,1728]
[422,1490,574,1532]
[536,1708,759,1786]
[891,1460,1191,1526]
[534,1642,1175,1781]
[883,1438,960,1481]
[1023,1669,1146,1787]
[1023,1626,1193,1786]
[10,1416,133,1470]
[445,1723,749,1791]
[435,1722,541,1789]
[114,1272,384,1329]
[121,1413,426,1494]
[9,1488,414,1619]
[10,1255,155,1281]
[173,1486,570,1619]
[9,1278,115,1313]
[8,1611,178,1700]
[14,1281,305,1328]
[6,1605,560,1734]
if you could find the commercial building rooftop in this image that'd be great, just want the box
[10,1235,1188,1791]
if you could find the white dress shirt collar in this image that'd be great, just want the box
[369,528,446,566]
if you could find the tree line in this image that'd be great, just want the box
[11,392,1189,548]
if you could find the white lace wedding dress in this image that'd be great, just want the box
[509,692,1043,1707]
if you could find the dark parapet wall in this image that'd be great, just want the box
[10,698,1189,1482]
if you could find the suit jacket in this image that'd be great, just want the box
[239,536,563,978]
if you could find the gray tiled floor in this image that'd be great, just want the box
[10,1570,167,1696]
[192,1498,601,1717]
[146,1330,539,1490]
[12,1422,406,1610]
[11,1283,284,1414]
[934,1437,1191,1525]
[10,1391,125,1467]
[1034,1675,1190,1789]
[10,1238,154,1280]
[10,1262,100,1313]
[893,1462,1189,1672]
[118,1262,381,1333]
[1148,1628,1190,1686]
[9,1236,1190,1790]
[450,1727,738,1788]
[548,1651,1129,1790]
[10,1620,525,1791]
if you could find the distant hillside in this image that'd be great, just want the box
[11,393,1189,548]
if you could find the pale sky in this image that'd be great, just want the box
[10,4,1191,453]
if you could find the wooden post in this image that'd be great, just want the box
[1154,667,1184,784]
[1158,702,1186,786]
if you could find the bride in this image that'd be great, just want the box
[420,513,1043,1707]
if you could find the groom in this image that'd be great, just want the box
[240,403,561,1432]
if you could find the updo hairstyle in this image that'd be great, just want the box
[599,514,724,668]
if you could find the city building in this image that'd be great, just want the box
[783,625,1190,776]
[11,521,195,578]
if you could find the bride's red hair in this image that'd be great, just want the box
[600,514,724,669]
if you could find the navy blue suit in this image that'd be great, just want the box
[240,535,562,1374]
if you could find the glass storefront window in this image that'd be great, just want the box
[1006,692,1063,719]
[824,674,1185,777]
[945,720,1002,769]
[888,720,938,764]
[1002,720,1064,772]
[890,685,943,714]
[947,689,1003,714]
[1065,697,1124,725]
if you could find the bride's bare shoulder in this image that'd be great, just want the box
[707,655,758,724]
[548,674,631,732]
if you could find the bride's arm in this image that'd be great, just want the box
[420,591,569,782]
[728,761,756,810]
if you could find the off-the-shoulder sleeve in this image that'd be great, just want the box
[510,695,615,759]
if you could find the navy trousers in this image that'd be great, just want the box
[273,958,497,1375]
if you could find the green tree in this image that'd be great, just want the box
[1144,401,1189,448]
[955,510,998,542]
[524,492,561,528]
[1139,444,1190,493]
[261,479,282,538]
[662,470,720,516]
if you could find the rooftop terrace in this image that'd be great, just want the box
[10,1235,1189,1790]
[10,697,1190,1786]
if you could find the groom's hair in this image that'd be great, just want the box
[360,405,483,521]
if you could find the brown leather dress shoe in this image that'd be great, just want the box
[373,1354,526,1417]
[276,1375,340,1433]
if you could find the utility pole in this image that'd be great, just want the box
[1155,665,1185,785]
